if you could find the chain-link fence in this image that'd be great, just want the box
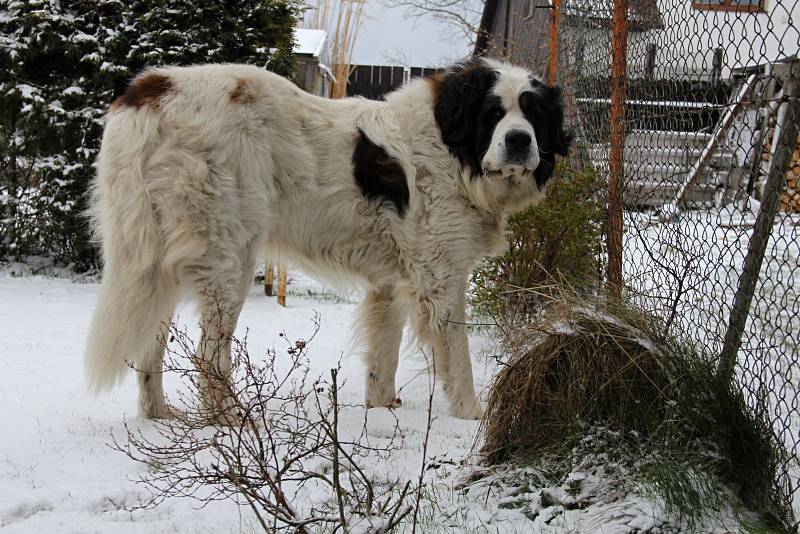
[478,0,800,528]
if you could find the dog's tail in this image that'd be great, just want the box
[84,266,177,392]
[84,109,177,393]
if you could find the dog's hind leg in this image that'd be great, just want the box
[360,287,405,409]
[136,315,179,419]
[185,245,256,424]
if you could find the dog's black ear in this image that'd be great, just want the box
[432,61,497,175]
[534,152,557,188]
[545,85,574,157]
[533,84,574,187]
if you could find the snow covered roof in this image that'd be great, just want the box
[293,28,327,58]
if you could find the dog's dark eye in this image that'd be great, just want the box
[487,106,505,121]
[519,91,536,112]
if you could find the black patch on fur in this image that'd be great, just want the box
[522,79,575,187]
[433,60,499,178]
[352,130,409,216]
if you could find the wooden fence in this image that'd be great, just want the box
[346,64,441,99]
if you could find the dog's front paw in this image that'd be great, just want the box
[450,397,483,420]
[366,396,403,410]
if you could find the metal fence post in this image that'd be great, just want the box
[607,0,628,298]
[717,62,800,383]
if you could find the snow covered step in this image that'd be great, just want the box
[625,180,717,207]
[625,147,736,168]
[625,147,692,166]
[626,129,714,150]
[625,163,719,185]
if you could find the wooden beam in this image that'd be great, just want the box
[277,264,287,307]
[264,261,274,297]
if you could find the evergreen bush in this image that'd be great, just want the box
[0,0,300,270]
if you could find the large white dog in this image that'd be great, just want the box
[85,58,572,420]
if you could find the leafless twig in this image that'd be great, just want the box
[111,313,418,532]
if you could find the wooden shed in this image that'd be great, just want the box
[474,0,552,78]
[293,28,335,97]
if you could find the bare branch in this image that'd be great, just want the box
[110,312,422,532]
[385,0,486,47]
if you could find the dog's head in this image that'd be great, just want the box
[431,58,573,211]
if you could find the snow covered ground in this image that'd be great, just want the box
[0,269,771,532]
[0,271,479,532]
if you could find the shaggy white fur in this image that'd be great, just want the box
[84,59,564,420]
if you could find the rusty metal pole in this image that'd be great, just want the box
[607,0,628,299]
[549,0,561,86]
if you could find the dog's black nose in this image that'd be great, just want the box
[505,130,532,160]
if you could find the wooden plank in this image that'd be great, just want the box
[264,261,274,297]
[345,65,361,97]
[718,63,800,382]
[379,66,393,96]
[347,64,440,98]
[392,66,405,89]
[277,265,287,307]
[645,43,656,80]
[347,65,375,98]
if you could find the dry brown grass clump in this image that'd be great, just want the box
[483,296,692,464]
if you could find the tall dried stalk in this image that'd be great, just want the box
[304,0,367,98]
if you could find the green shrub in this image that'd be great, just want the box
[471,161,606,319]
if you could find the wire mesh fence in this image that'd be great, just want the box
[479,0,800,528]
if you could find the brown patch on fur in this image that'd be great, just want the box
[425,72,445,101]
[111,73,173,110]
[229,79,255,105]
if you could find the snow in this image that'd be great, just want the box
[293,28,327,58]
[0,268,779,531]
[0,272,491,532]
[70,30,96,43]
[15,84,38,100]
